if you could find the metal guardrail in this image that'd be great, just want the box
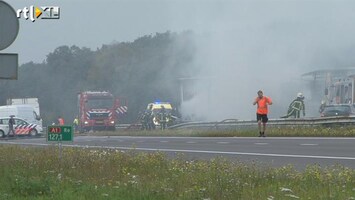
[116,124,132,130]
[40,117,355,132]
[102,116,355,131]
[166,116,355,130]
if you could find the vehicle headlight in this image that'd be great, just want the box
[110,120,115,124]
[84,121,88,125]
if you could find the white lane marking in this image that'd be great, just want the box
[300,144,318,146]
[137,140,145,143]
[2,141,355,161]
[94,136,355,140]
[254,143,268,145]
[160,141,169,143]
[186,141,196,144]
[217,142,229,144]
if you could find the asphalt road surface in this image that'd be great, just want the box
[1,136,354,170]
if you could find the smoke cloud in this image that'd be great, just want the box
[176,0,355,121]
[7,0,355,121]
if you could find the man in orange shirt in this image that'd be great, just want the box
[58,116,65,125]
[253,90,272,137]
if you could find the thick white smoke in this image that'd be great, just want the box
[178,0,355,121]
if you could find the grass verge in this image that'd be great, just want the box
[0,145,353,199]
[81,126,355,137]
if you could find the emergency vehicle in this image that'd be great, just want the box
[0,117,42,137]
[147,102,174,126]
[78,91,127,132]
[302,69,355,106]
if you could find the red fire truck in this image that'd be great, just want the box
[78,91,127,132]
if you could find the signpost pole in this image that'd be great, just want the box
[59,141,63,163]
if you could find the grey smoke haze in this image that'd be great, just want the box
[5,0,355,120]
[179,0,355,120]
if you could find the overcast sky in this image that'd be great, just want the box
[4,0,355,120]
[5,0,355,65]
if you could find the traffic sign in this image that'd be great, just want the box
[47,126,73,142]
[0,1,20,50]
[0,53,18,79]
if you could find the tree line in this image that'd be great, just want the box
[0,31,196,125]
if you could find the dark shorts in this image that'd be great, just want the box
[256,114,268,123]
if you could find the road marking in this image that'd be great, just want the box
[186,141,196,144]
[300,144,318,146]
[254,143,268,145]
[217,142,229,144]
[160,141,169,143]
[1,141,355,161]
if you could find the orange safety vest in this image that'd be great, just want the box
[255,96,272,115]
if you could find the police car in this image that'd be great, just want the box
[0,117,42,137]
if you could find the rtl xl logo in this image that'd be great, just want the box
[17,6,60,22]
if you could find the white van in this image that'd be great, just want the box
[0,105,43,129]
[7,98,41,119]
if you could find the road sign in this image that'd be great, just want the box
[0,1,20,50]
[0,53,18,79]
[47,126,73,142]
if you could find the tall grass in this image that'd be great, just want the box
[0,145,353,199]
[84,126,355,137]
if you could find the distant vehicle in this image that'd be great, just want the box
[147,102,177,126]
[0,105,42,129]
[6,98,42,127]
[78,91,127,132]
[320,104,355,117]
[0,117,43,137]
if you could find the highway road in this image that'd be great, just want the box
[1,136,354,170]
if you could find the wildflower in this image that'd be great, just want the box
[128,180,137,184]
[101,193,109,197]
[57,173,62,181]
[280,187,293,193]
[284,194,299,199]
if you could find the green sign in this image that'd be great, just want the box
[47,126,73,142]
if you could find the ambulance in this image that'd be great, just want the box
[147,102,174,126]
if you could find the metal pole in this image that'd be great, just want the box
[59,142,62,164]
